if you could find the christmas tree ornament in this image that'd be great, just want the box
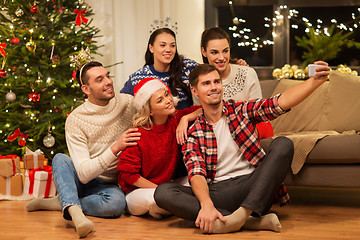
[282,69,293,79]
[74,8,88,26]
[11,37,20,45]
[26,41,37,52]
[29,91,40,102]
[36,75,43,84]
[71,70,77,80]
[272,68,282,80]
[0,45,6,58]
[0,69,5,78]
[78,47,90,62]
[291,65,299,72]
[43,123,55,148]
[51,55,60,63]
[43,133,55,148]
[70,47,91,68]
[6,90,16,102]
[0,42,6,58]
[15,8,24,17]
[7,128,29,147]
[31,4,38,13]
[294,69,306,79]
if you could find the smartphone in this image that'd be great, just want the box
[308,64,321,77]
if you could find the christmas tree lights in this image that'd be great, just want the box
[0,0,101,161]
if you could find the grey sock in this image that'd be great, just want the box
[68,205,94,238]
[26,195,61,212]
[243,213,282,232]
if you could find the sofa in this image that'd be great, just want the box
[259,71,360,188]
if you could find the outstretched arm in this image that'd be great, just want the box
[278,61,330,110]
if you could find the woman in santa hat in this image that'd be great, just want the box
[117,77,201,219]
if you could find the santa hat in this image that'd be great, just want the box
[133,78,171,110]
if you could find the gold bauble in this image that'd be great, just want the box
[26,41,37,52]
[351,70,358,76]
[344,67,352,74]
[294,69,306,79]
[282,64,291,71]
[282,69,293,79]
[291,65,299,72]
[272,68,282,79]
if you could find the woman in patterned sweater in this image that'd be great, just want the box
[120,28,198,109]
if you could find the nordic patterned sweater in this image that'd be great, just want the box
[120,57,198,109]
[65,93,136,184]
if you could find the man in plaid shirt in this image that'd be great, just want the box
[155,62,330,234]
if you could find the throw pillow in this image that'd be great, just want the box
[318,71,360,132]
[270,79,329,134]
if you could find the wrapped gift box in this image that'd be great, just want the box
[0,174,23,196]
[0,155,21,177]
[24,167,56,198]
[23,153,45,169]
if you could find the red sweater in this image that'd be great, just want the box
[117,106,200,192]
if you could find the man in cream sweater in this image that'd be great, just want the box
[26,61,140,238]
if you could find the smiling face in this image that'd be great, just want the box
[81,66,114,106]
[149,32,176,72]
[149,88,175,125]
[191,70,223,107]
[201,38,230,77]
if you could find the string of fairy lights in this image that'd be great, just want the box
[227,1,360,51]
[0,1,92,156]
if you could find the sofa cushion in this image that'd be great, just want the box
[270,79,329,134]
[306,134,360,164]
[318,71,360,132]
[259,80,279,99]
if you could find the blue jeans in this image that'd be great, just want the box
[52,153,126,220]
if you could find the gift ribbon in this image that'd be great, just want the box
[28,165,53,197]
[33,153,38,168]
[7,128,29,147]
[74,8,88,26]
[6,176,11,196]
[0,43,6,58]
[0,155,19,175]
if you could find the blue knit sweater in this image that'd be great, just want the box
[120,57,198,109]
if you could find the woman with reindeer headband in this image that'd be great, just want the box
[118,77,201,218]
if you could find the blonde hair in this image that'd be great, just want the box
[131,100,154,130]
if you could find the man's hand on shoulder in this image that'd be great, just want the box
[111,127,141,156]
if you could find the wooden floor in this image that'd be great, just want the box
[1,187,360,240]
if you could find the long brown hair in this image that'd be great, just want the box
[145,28,191,100]
[200,27,238,64]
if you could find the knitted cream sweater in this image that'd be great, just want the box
[65,93,136,184]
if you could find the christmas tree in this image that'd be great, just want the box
[0,0,101,162]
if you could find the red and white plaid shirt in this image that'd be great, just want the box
[182,94,290,206]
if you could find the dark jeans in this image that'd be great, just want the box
[154,136,293,220]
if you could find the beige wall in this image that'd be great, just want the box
[87,0,205,91]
